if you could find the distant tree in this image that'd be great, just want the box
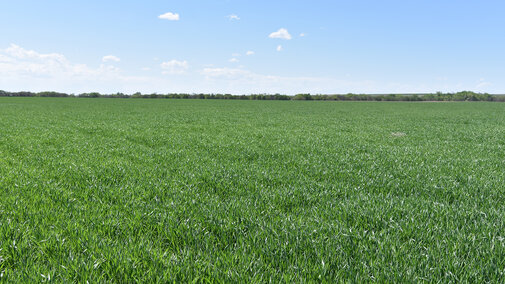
[79,92,101,98]
[293,94,312,100]
[37,91,68,97]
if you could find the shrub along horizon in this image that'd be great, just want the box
[0,89,503,101]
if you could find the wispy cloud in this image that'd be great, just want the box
[277,45,283,52]
[229,58,239,63]
[476,78,492,90]
[1,44,116,78]
[160,60,189,74]
[200,67,366,94]
[102,55,120,63]
[1,44,492,95]
[158,12,180,21]
[227,14,240,21]
[246,51,255,56]
[0,44,148,93]
[269,28,292,40]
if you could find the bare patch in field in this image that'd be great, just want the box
[391,132,407,137]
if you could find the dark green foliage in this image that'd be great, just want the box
[293,94,312,100]
[1,98,505,282]
[0,90,504,101]
[78,92,101,98]
[37,91,69,97]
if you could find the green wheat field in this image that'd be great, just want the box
[1,97,505,282]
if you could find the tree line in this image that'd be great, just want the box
[1,90,504,102]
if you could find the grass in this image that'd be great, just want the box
[1,97,505,282]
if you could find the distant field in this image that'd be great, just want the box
[1,98,505,282]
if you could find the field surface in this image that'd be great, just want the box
[1,98,505,282]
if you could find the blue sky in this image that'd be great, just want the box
[1,0,504,94]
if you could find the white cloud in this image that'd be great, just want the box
[299,33,307,37]
[199,67,453,95]
[476,78,491,90]
[160,60,189,74]
[229,58,239,63]
[231,53,241,57]
[202,67,252,80]
[227,14,240,20]
[201,67,361,94]
[141,67,151,71]
[269,28,292,40]
[102,55,120,63]
[1,44,110,78]
[1,44,498,96]
[277,45,283,52]
[0,44,149,93]
[158,12,180,21]
[3,44,67,62]
[199,68,499,95]
[246,51,255,56]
